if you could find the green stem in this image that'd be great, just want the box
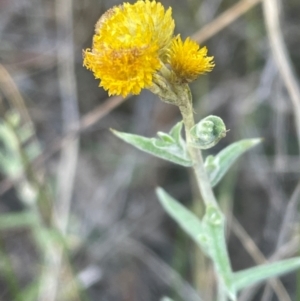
[217,282,227,301]
[178,86,236,300]
[178,87,218,208]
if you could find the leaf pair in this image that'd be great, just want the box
[112,121,261,187]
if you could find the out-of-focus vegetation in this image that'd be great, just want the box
[0,0,299,300]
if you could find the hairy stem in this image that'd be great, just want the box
[178,88,218,208]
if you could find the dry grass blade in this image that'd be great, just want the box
[0,64,32,124]
[123,238,203,301]
[37,0,80,300]
[80,95,127,130]
[262,0,300,151]
[276,181,300,250]
[192,0,262,43]
[261,180,300,301]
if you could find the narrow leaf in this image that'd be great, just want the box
[205,138,261,187]
[157,132,175,144]
[202,206,236,300]
[156,187,209,255]
[233,257,300,291]
[169,121,183,143]
[111,129,193,167]
[0,212,35,230]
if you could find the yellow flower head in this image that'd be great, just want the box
[83,0,175,97]
[169,36,215,83]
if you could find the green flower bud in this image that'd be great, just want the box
[189,115,227,149]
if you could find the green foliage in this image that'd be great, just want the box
[156,188,236,300]
[202,206,236,300]
[0,111,42,206]
[233,258,300,291]
[156,187,208,255]
[0,212,36,230]
[156,187,300,300]
[111,121,193,167]
[0,115,24,177]
[156,188,300,300]
[113,110,298,300]
[205,138,261,187]
[0,111,41,177]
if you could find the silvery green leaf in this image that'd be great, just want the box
[169,121,183,142]
[190,115,227,149]
[111,122,192,167]
[156,187,210,255]
[169,121,188,151]
[202,206,236,300]
[157,131,176,144]
[205,138,261,187]
[233,257,300,291]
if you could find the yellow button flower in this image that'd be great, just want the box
[169,35,215,83]
[83,0,175,97]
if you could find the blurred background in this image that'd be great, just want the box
[0,0,299,300]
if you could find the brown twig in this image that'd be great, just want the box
[192,0,262,44]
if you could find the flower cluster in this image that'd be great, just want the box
[83,0,215,98]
